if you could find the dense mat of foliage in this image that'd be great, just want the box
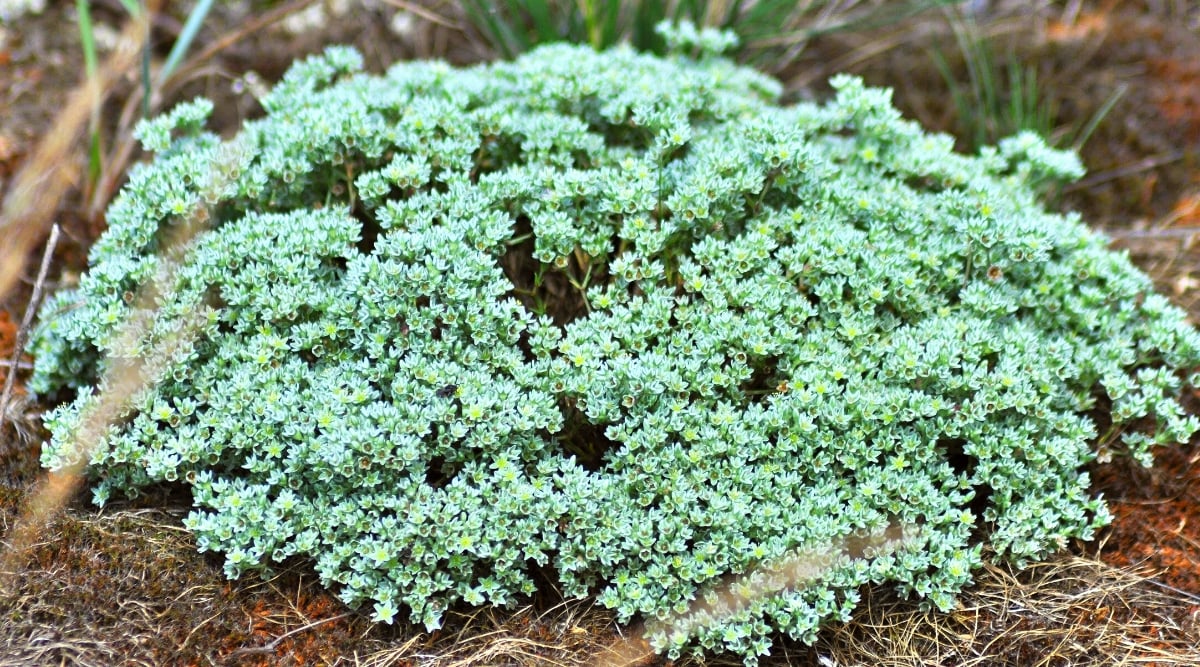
[31,31,1200,664]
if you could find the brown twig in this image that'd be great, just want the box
[0,224,59,436]
[1104,227,1200,240]
[378,0,464,31]
[1062,150,1188,193]
[226,612,353,657]
[1139,573,1200,605]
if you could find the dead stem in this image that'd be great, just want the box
[227,612,354,658]
[1063,150,1189,193]
[378,0,464,30]
[0,224,58,437]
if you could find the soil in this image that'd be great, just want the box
[1,1,1199,665]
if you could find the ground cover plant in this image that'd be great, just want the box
[20,16,1200,666]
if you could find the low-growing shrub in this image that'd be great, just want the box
[31,27,1200,664]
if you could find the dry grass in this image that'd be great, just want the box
[0,504,387,666]
[3,508,1197,666]
[817,556,1200,667]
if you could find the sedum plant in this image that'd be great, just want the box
[31,26,1200,664]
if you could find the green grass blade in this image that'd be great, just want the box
[598,0,622,49]
[460,0,517,58]
[670,0,702,25]
[76,0,98,79]
[1070,83,1126,151]
[87,130,103,190]
[157,0,215,85]
[1003,54,1024,134]
[948,14,995,147]
[632,0,666,51]
[930,44,984,149]
[76,0,103,193]
[100,0,149,116]
[1021,61,1054,137]
[521,0,558,46]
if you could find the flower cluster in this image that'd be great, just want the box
[31,34,1200,665]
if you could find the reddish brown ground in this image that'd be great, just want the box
[0,310,18,392]
[1093,438,1200,610]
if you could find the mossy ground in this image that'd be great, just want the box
[2,2,1200,664]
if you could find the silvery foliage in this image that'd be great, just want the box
[31,29,1200,664]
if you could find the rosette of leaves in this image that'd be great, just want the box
[31,27,1200,665]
